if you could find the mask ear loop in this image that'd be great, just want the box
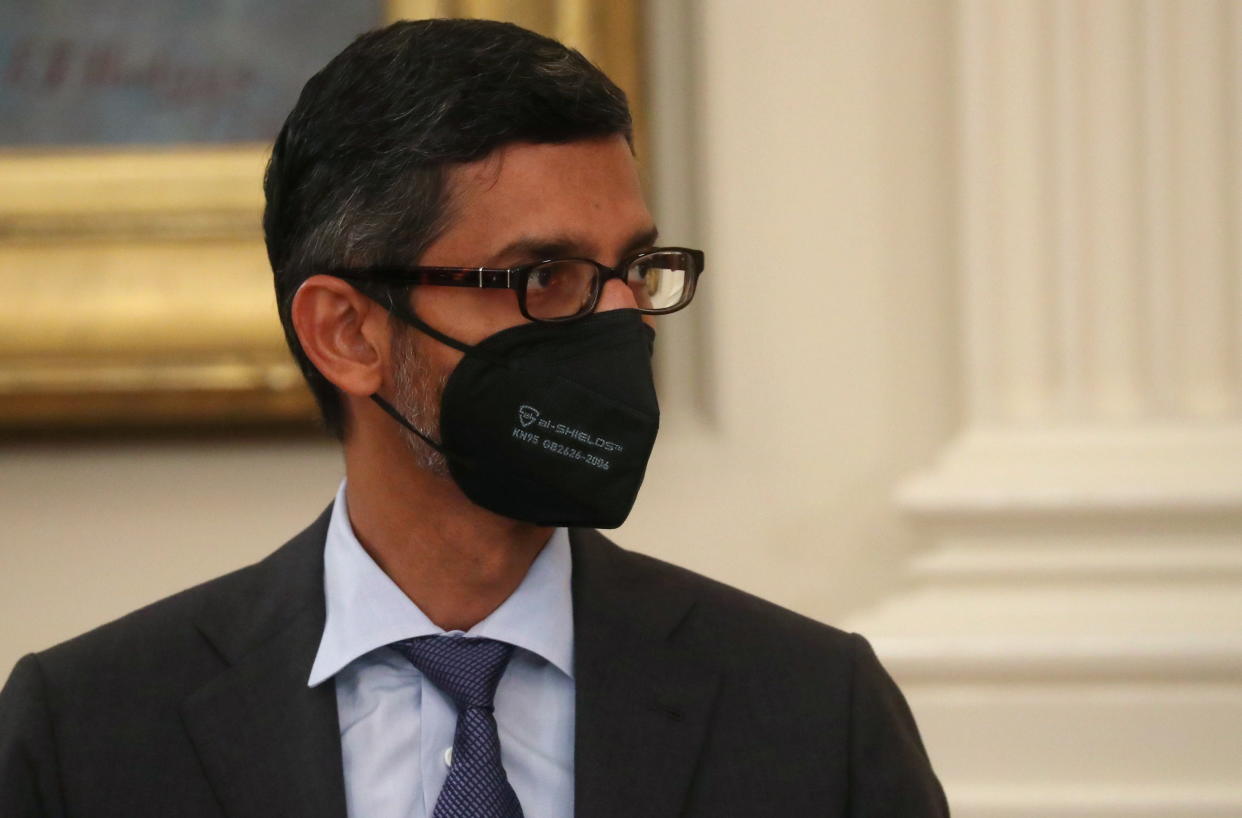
[365,285,479,468]
[369,391,479,471]
[369,393,443,451]
[380,286,481,357]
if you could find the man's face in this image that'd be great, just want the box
[390,135,658,472]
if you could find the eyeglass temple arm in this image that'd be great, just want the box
[335,267,520,290]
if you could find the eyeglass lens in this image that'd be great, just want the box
[523,260,599,320]
[522,250,694,320]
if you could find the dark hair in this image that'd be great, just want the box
[263,18,633,439]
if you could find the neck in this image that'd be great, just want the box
[343,424,552,633]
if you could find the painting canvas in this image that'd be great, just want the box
[0,0,380,145]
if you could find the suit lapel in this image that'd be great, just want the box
[571,528,720,818]
[176,511,716,818]
[181,506,348,818]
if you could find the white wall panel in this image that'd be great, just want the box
[850,1,1242,814]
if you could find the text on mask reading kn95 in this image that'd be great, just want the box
[510,404,622,471]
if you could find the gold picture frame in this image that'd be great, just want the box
[0,0,643,431]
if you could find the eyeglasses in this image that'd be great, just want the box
[332,246,704,323]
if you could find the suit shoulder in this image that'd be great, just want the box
[33,505,330,685]
[35,555,265,680]
[610,540,856,654]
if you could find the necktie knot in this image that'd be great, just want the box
[389,634,524,817]
[391,635,515,710]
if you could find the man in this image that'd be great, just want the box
[0,19,948,817]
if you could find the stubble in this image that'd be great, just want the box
[390,324,452,478]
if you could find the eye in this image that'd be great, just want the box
[529,265,560,291]
[531,265,566,291]
[522,260,599,320]
[528,268,546,289]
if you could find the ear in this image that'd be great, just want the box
[290,275,391,397]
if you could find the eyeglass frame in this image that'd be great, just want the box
[330,246,704,323]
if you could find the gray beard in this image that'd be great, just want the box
[390,327,452,478]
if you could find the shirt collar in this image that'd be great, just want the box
[308,481,574,686]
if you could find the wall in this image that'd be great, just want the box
[619,0,958,623]
[845,2,1242,815]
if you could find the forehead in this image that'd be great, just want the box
[432,136,653,263]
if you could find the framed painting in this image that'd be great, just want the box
[0,0,643,430]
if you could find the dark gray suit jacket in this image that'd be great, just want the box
[1,506,948,816]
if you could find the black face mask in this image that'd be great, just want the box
[371,306,660,529]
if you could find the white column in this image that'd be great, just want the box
[847,2,1242,816]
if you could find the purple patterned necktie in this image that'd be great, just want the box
[391,635,524,818]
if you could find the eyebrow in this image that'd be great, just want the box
[488,225,660,267]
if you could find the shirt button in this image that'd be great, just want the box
[443,746,453,767]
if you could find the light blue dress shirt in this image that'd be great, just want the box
[308,482,575,818]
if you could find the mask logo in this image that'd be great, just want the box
[518,404,540,428]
